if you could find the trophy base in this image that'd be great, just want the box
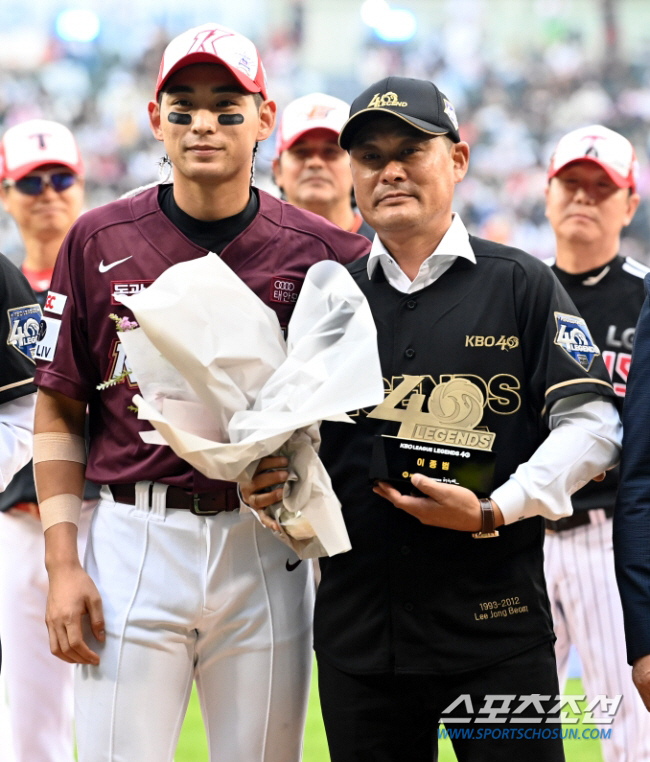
[369,435,496,497]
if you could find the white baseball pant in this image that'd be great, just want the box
[545,514,650,762]
[75,486,314,762]
[0,503,92,762]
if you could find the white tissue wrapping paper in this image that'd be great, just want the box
[117,253,383,558]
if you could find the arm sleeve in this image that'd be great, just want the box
[32,223,97,401]
[515,260,616,418]
[0,253,40,404]
[0,392,35,492]
[493,393,621,523]
[614,272,650,664]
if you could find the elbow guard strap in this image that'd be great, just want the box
[33,433,87,464]
[40,494,83,531]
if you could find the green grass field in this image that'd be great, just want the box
[175,665,604,761]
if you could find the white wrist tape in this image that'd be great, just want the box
[33,433,87,464]
[40,494,83,531]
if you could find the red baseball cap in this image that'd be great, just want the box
[0,119,83,181]
[156,23,267,101]
[275,93,350,157]
[548,125,638,192]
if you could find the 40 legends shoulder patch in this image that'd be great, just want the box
[554,312,600,371]
[7,304,42,361]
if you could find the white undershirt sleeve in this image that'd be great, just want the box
[0,392,36,492]
[492,393,622,524]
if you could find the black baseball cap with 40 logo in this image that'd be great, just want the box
[339,76,461,150]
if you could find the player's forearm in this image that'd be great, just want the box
[44,521,84,571]
[34,388,88,566]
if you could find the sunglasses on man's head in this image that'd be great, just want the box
[3,170,77,196]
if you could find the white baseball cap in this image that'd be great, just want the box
[548,125,638,192]
[275,93,350,157]
[156,23,267,101]
[0,119,83,182]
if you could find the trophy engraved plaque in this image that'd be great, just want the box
[368,376,497,496]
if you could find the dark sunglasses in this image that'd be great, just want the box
[4,171,77,196]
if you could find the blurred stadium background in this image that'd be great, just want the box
[1,0,650,265]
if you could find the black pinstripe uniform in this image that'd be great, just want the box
[545,254,650,761]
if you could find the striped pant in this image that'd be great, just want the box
[544,514,650,762]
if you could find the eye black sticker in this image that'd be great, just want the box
[219,114,244,125]
[168,113,192,125]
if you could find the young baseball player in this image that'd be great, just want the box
[245,77,623,761]
[273,93,373,240]
[543,125,650,760]
[0,119,98,762]
[31,23,369,762]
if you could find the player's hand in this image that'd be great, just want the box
[46,562,105,666]
[632,654,650,711]
[240,455,289,532]
[373,474,504,532]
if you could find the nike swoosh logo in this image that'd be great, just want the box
[285,559,302,572]
[99,256,132,273]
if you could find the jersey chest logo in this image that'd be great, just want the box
[6,304,42,361]
[269,276,301,305]
[554,312,600,371]
[111,280,153,306]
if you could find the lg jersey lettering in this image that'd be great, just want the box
[602,324,633,396]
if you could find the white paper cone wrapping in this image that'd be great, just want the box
[117,255,383,558]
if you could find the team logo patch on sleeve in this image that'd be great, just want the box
[554,312,600,370]
[33,316,62,362]
[44,291,67,315]
[7,304,42,361]
[269,276,301,305]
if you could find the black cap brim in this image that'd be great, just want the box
[339,108,458,151]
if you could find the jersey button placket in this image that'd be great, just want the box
[405,299,417,310]
[404,348,416,359]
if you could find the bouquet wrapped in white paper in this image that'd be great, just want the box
[116,254,383,559]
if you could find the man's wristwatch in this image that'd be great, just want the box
[472,497,500,539]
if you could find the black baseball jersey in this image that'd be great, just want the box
[315,236,616,676]
[0,270,99,513]
[0,253,40,406]
[550,255,647,513]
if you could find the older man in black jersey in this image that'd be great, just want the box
[247,77,623,761]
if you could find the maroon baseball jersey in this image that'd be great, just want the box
[34,187,370,490]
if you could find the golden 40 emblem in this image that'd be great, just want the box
[368,376,498,451]
[367,91,408,108]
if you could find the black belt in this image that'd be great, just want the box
[545,506,614,533]
[108,483,239,516]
